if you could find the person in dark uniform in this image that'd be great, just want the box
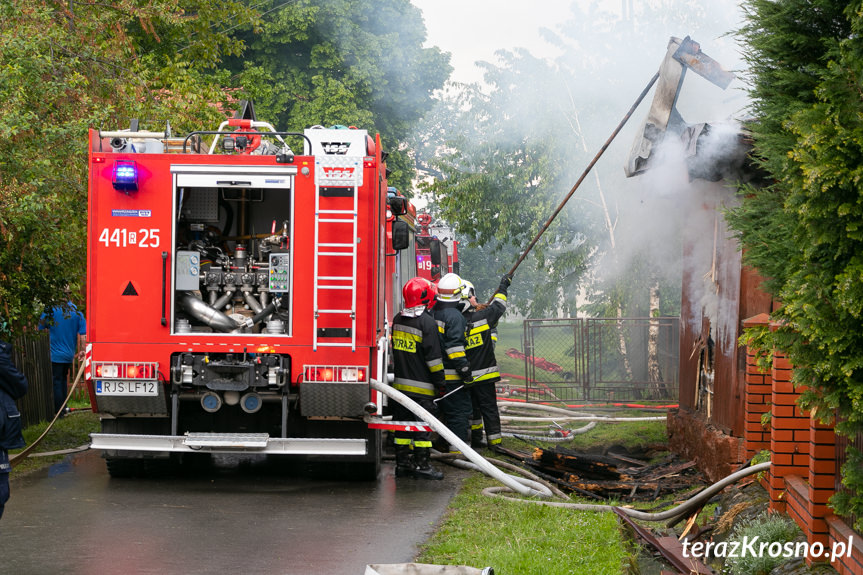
[0,330,28,520]
[432,273,474,452]
[462,275,510,450]
[391,277,446,480]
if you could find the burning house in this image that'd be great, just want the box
[625,37,773,481]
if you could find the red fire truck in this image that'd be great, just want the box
[86,108,418,477]
[414,213,459,282]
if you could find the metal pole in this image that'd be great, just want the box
[433,384,464,404]
[506,70,661,278]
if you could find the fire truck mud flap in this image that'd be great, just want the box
[89,432,367,455]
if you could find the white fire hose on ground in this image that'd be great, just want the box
[371,379,551,498]
[497,400,663,442]
[371,378,772,522]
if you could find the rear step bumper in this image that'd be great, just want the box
[90,432,367,455]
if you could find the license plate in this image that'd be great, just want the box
[95,380,158,396]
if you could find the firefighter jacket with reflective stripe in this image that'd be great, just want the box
[463,291,507,383]
[432,301,472,383]
[391,310,445,397]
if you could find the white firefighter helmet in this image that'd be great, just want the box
[436,273,464,302]
[461,280,476,300]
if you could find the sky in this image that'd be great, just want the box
[411,0,745,92]
[411,0,573,85]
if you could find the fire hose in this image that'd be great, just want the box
[483,461,771,522]
[10,361,86,468]
[372,378,770,522]
[497,401,664,442]
[371,378,552,498]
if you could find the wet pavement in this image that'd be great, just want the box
[0,450,467,575]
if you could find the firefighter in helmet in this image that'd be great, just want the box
[391,277,446,480]
[432,273,474,450]
[461,275,511,450]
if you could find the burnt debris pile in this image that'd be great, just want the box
[496,444,704,501]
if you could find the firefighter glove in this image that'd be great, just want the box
[497,274,512,294]
[459,366,474,386]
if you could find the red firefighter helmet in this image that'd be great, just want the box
[403,277,437,309]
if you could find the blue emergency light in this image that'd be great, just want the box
[112,160,138,192]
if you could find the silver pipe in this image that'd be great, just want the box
[99,130,167,139]
[212,289,235,311]
[243,291,264,314]
[178,292,239,333]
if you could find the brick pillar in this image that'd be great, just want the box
[808,415,837,547]
[768,335,809,512]
[742,313,772,459]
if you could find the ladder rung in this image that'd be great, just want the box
[316,342,354,347]
[319,243,355,248]
[317,309,354,314]
[317,286,353,290]
[319,219,354,224]
[319,252,354,256]
[318,276,353,281]
[318,209,356,215]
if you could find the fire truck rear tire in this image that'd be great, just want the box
[352,429,382,481]
[101,418,171,478]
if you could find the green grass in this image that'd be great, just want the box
[418,415,674,574]
[417,472,631,574]
[519,418,668,453]
[9,410,100,475]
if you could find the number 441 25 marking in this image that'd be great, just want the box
[98,228,160,248]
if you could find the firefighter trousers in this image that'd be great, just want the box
[391,394,438,449]
[438,381,472,450]
[469,381,502,446]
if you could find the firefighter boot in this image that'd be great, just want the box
[394,444,416,478]
[470,429,486,449]
[412,448,444,480]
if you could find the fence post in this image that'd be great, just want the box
[742,314,771,459]
[767,322,809,513]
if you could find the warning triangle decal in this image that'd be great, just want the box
[122,282,138,296]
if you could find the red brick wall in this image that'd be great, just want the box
[740,325,863,571]
[742,314,771,459]
[810,417,838,545]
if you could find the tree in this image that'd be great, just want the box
[727,0,863,524]
[227,0,451,192]
[419,49,595,317]
[0,0,259,334]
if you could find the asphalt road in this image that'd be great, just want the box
[0,450,466,575]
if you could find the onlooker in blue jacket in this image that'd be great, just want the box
[39,301,86,416]
[0,337,28,520]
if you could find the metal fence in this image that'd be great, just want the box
[512,317,680,403]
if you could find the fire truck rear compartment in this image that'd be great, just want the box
[172,175,295,336]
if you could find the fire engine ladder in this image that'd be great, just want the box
[313,156,362,351]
